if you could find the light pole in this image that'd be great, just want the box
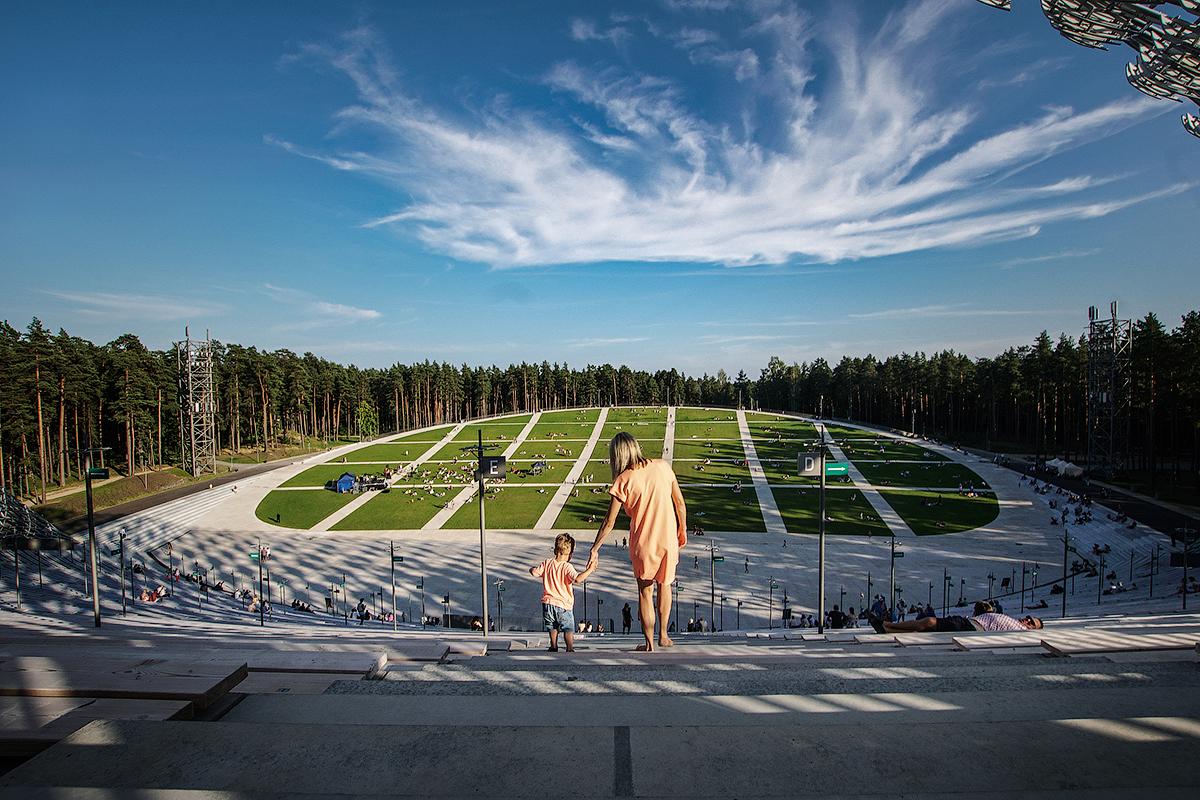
[736,599,742,629]
[987,572,995,602]
[596,596,602,632]
[418,577,426,628]
[1061,529,1071,619]
[118,528,127,616]
[495,579,506,631]
[942,569,951,617]
[391,542,402,631]
[708,539,721,627]
[1098,551,1105,606]
[768,577,778,629]
[1020,561,1027,612]
[957,578,965,607]
[817,431,827,634]
[720,594,726,631]
[476,430,491,639]
[889,537,902,612]
[673,581,682,633]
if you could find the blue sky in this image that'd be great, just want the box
[2,0,1196,373]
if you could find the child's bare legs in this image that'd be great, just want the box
[636,578,656,651]
[564,629,575,652]
[548,628,559,651]
[656,580,674,647]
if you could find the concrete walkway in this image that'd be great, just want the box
[736,410,787,535]
[314,422,468,532]
[424,413,543,530]
[662,406,677,463]
[818,422,912,539]
[534,409,610,530]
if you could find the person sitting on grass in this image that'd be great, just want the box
[530,533,596,653]
[870,608,1042,635]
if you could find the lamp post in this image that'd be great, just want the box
[596,596,602,633]
[1098,551,1105,605]
[1061,529,1070,619]
[495,579,506,631]
[118,528,127,616]
[736,598,742,630]
[720,594,726,631]
[708,540,721,628]
[987,572,995,602]
[768,577,778,629]
[942,569,951,617]
[391,543,403,631]
[673,581,682,634]
[418,577,426,628]
[1020,561,1027,612]
[957,578,964,607]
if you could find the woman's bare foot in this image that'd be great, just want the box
[658,637,675,648]
[635,642,654,652]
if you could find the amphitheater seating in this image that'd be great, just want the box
[0,609,1197,796]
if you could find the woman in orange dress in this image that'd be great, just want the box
[586,432,687,651]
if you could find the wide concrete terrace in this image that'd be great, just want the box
[1,609,1198,797]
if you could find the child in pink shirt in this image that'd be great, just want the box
[529,533,596,652]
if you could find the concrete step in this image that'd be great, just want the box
[226,685,1200,728]
[3,714,1199,797]
[328,656,1196,697]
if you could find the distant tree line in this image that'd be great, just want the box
[1,310,1196,502]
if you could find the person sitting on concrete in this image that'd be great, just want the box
[829,605,847,629]
[871,610,1042,635]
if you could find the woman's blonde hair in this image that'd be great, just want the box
[609,432,649,480]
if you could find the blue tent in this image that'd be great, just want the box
[335,472,356,493]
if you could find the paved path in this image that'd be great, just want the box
[534,409,610,530]
[662,406,677,464]
[818,422,912,539]
[424,413,543,530]
[736,410,787,535]
[314,422,468,532]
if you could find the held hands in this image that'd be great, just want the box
[678,527,687,549]
[586,547,600,571]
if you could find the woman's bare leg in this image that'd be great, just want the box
[656,580,674,647]
[636,579,656,651]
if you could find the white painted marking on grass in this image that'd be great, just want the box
[424,412,544,530]
[736,410,787,535]
[818,422,912,539]
[534,408,610,530]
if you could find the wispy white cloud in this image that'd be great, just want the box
[999,248,1102,268]
[262,283,383,329]
[848,304,1049,320]
[568,336,650,347]
[45,291,228,321]
[273,3,1185,269]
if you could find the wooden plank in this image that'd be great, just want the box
[0,656,247,709]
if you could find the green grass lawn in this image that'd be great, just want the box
[429,440,494,461]
[280,463,400,488]
[453,422,530,441]
[606,407,667,423]
[329,488,446,530]
[674,408,739,422]
[539,408,601,423]
[391,425,454,440]
[673,440,744,461]
[836,440,947,461]
[394,462,475,486]
[880,490,999,535]
[673,459,753,484]
[334,443,432,463]
[580,459,614,483]
[444,487,555,529]
[682,486,768,532]
[759,458,820,484]
[501,460,569,484]
[748,419,817,437]
[554,490,627,530]
[601,422,666,441]
[255,489,357,529]
[748,441,813,465]
[853,461,990,489]
[521,421,598,439]
[772,487,891,536]
[673,422,743,439]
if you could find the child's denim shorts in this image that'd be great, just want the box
[543,603,575,632]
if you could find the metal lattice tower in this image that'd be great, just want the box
[1086,302,1133,477]
[176,327,217,477]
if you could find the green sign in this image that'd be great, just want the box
[392,556,404,563]
[87,467,109,480]
[825,462,849,476]
[769,580,779,588]
[894,551,905,558]
[249,551,260,561]
[712,555,725,563]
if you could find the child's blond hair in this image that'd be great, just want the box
[553,533,576,557]
[609,432,649,480]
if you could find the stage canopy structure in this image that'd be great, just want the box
[975,1,1200,140]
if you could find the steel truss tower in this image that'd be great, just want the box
[176,327,217,477]
[1086,302,1133,478]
